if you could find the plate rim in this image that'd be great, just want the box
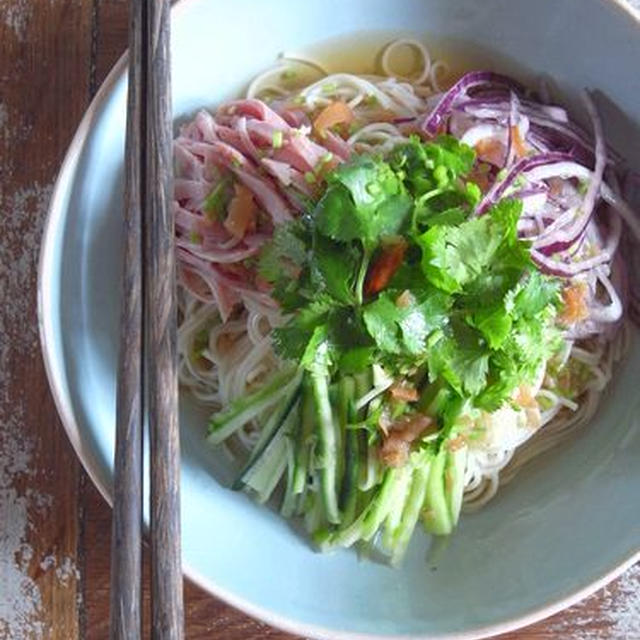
[37,0,640,638]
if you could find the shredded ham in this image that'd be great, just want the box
[173,97,356,317]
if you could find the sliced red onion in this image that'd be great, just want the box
[460,123,506,147]
[528,92,606,256]
[476,152,573,215]
[539,104,569,122]
[531,247,610,277]
[176,237,259,264]
[519,190,548,215]
[421,71,523,135]
[588,270,623,323]
[505,91,521,167]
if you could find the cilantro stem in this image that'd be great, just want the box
[355,248,372,305]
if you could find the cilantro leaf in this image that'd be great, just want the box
[470,305,513,350]
[417,199,523,294]
[272,324,314,361]
[428,323,490,397]
[363,286,450,356]
[258,221,308,283]
[362,295,403,353]
[507,269,561,318]
[314,155,412,249]
[310,234,359,305]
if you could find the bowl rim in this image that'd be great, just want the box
[38,0,640,637]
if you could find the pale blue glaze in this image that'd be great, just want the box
[40,0,640,637]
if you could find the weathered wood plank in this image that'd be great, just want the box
[0,0,93,638]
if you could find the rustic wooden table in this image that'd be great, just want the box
[1,1,639,638]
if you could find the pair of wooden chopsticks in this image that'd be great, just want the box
[109,0,184,638]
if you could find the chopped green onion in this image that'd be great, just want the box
[304,171,317,184]
[203,176,232,219]
[272,130,284,149]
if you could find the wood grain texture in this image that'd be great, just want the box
[0,0,638,639]
[145,0,184,637]
[109,0,144,635]
[0,0,92,638]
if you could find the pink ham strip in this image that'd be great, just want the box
[176,237,258,264]
[233,167,292,224]
[174,204,204,233]
[174,142,204,180]
[174,178,211,205]
[235,116,262,163]
[183,139,292,223]
[179,261,240,321]
[277,107,311,129]
[219,99,290,129]
[322,131,352,161]
[261,158,313,196]
[273,133,329,172]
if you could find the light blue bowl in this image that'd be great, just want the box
[39,0,640,637]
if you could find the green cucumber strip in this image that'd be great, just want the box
[207,367,300,444]
[361,466,410,542]
[311,370,341,525]
[231,385,301,489]
[242,427,288,503]
[238,400,300,502]
[320,467,406,550]
[280,434,298,518]
[390,460,431,567]
[446,444,468,527]
[304,478,327,534]
[340,390,362,527]
[422,447,453,536]
[292,378,315,495]
[337,376,355,511]
[358,437,380,492]
[381,467,412,551]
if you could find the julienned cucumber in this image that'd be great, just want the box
[317,466,410,550]
[207,367,301,444]
[292,378,315,495]
[422,447,453,535]
[232,380,301,488]
[446,444,468,527]
[390,459,431,566]
[310,370,341,525]
[279,434,298,518]
[238,399,301,503]
[211,361,471,562]
[381,467,412,551]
